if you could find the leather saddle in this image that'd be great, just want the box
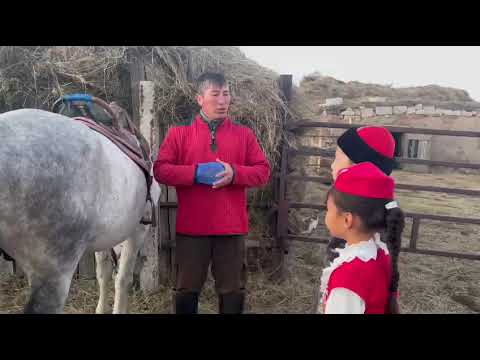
[52,95,156,227]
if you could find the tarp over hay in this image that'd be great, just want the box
[0,46,292,242]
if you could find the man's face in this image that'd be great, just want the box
[331,146,353,181]
[196,83,231,120]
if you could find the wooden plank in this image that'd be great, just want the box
[159,206,169,249]
[290,202,326,211]
[410,218,420,250]
[167,188,176,284]
[276,146,289,245]
[155,120,174,283]
[167,186,177,247]
[77,251,96,279]
[287,235,331,244]
[278,74,293,103]
[158,205,171,284]
[159,201,273,209]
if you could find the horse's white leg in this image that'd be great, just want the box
[95,251,113,314]
[113,233,145,314]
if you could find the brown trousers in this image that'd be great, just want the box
[174,234,247,294]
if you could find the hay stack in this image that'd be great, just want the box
[0,46,129,110]
[140,46,290,169]
[0,46,289,168]
[0,46,291,243]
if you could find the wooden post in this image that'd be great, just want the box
[157,124,174,284]
[128,49,146,127]
[158,195,172,284]
[137,80,161,293]
[410,217,420,250]
[271,74,293,281]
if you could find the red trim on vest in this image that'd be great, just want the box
[325,248,392,314]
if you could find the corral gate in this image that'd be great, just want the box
[271,74,480,277]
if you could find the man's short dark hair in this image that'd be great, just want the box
[196,72,227,94]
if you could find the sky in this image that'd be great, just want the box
[238,46,480,102]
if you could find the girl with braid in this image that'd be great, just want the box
[328,126,397,262]
[318,162,404,314]
[313,125,401,313]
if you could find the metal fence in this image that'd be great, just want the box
[272,75,480,266]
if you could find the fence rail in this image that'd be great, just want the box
[290,147,480,169]
[288,121,480,138]
[277,173,480,197]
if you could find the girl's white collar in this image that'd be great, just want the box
[319,233,389,301]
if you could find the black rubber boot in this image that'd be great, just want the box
[219,292,245,314]
[175,291,199,314]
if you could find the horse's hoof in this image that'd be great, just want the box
[95,307,111,314]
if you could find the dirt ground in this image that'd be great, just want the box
[1,170,479,314]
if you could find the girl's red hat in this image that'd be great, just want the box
[334,162,395,199]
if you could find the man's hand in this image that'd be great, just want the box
[212,158,234,189]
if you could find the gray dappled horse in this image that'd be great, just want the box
[0,107,160,314]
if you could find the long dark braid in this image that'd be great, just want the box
[328,188,405,314]
[384,207,405,314]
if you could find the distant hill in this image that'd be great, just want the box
[300,73,480,110]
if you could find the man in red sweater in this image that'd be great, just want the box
[153,72,271,314]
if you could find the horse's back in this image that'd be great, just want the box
[0,108,104,211]
[0,108,148,257]
[0,109,108,269]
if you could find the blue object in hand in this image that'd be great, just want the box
[63,94,93,102]
[195,162,225,185]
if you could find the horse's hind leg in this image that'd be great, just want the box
[24,269,76,314]
[113,234,144,314]
[95,250,113,314]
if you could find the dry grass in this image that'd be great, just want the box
[0,265,317,314]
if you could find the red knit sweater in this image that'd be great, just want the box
[153,115,271,235]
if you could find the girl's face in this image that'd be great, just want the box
[331,147,353,180]
[325,194,350,239]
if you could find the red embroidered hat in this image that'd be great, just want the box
[337,126,396,175]
[334,162,395,199]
